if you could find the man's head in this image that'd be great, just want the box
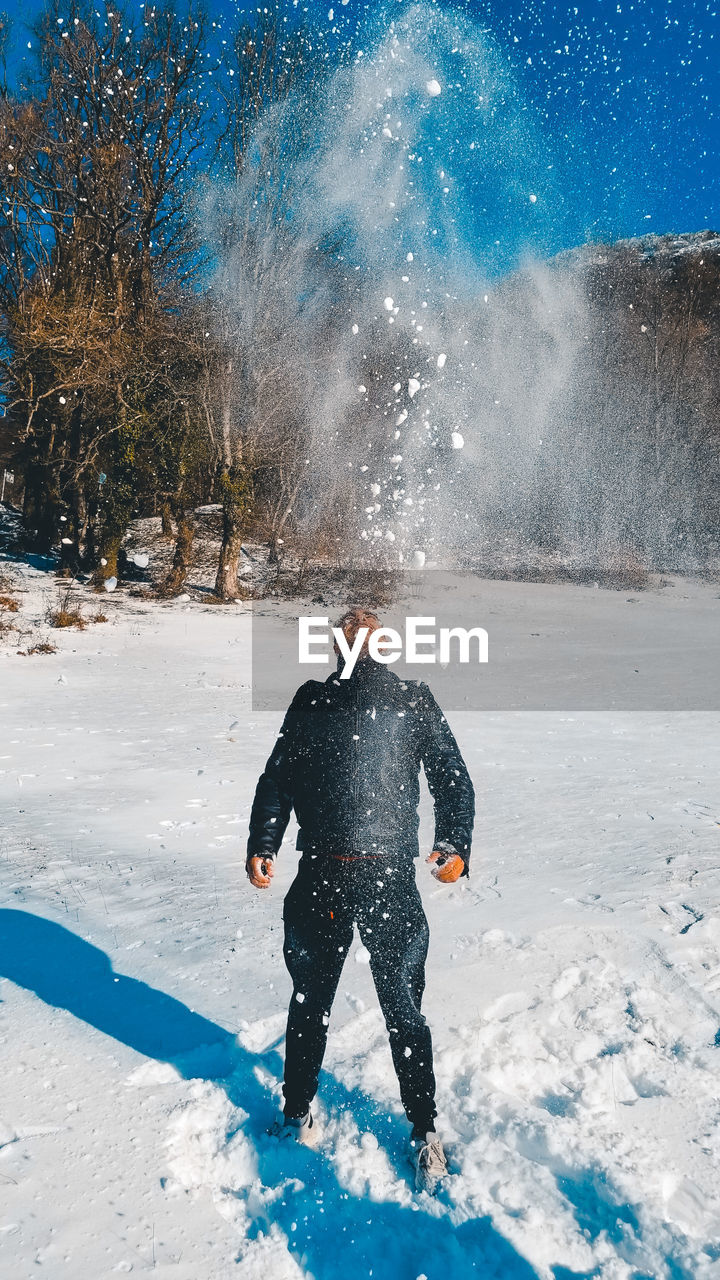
[333,606,382,660]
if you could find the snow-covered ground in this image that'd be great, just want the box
[2,563,720,1279]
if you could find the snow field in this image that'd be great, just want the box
[1,566,720,1277]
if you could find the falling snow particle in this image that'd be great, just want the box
[426,79,442,97]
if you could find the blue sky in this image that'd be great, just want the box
[1,0,717,257]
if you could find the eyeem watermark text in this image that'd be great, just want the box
[299,616,489,679]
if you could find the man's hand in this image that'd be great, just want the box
[246,854,276,889]
[426,849,465,884]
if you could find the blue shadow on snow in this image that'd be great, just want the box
[0,908,539,1280]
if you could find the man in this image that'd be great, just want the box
[246,606,474,1192]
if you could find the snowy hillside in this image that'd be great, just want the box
[2,561,720,1278]
[556,228,720,270]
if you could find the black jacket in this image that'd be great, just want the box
[247,657,475,871]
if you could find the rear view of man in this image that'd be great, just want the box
[246,606,474,1192]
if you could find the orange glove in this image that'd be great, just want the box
[246,854,275,889]
[426,849,465,883]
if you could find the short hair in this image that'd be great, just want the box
[334,606,382,656]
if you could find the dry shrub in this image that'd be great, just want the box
[91,613,108,623]
[0,594,20,612]
[48,582,87,628]
[20,641,58,655]
[48,607,86,629]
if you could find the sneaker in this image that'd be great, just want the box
[410,1131,448,1193]
[269,1110,319,1147]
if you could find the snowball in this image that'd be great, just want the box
[426,79,442,97]
[408,378,420,398]
[384,296,394,311]
[390,454,403,465]
[103,576,118,592]
[529,193,537,203]
[396,409,408,426]
[132,553,149,569]
[61,537,73,545]
[382,126,392,138]
[59,396,67,405]
[406,252,414,262]
[357,384,367,393]
[370,483,381,497]
[437,353,447,369]
[451,432,465,450]
[352,323,359,334]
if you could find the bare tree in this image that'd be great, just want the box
[0,0,209,579]
[0,11,10,99]
[205,9,322,599]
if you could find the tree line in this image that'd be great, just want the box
[1,1,718,592]
[0,0,329,597]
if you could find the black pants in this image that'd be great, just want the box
[281,854,437,1133]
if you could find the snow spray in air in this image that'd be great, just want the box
[207,2,717,575]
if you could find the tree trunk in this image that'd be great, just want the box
[23,459,60,553]
[92,384,134,589]
[57,479,90,575]
[161,507,194,597]
[160,500,174,538]
[91,532,122,588]
[213,359,249,600]
[215,461,252,600]
[215,495,244,600]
